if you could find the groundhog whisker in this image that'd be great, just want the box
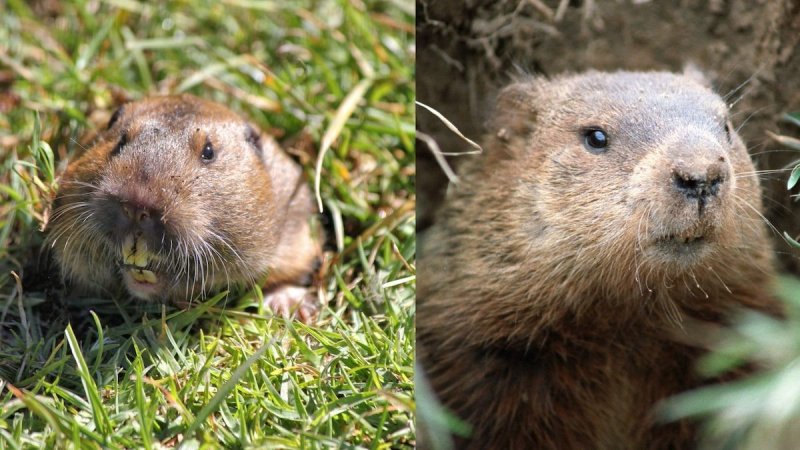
[722,70,758,102]
[727,85,758,111]
[747,148,800,157]
[634,205,654,294]
[735,106,771,134]
[689,269,709,299]
[734,168,793,177]
[731,192,784,241]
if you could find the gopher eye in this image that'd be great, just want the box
[200,139,215,163]
[110,132,127,158]
[583,128,609,153]
[107,106,125,130]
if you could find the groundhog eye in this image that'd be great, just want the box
[200,140,215,162]
[724,120,733,142]
[583,128,609,153]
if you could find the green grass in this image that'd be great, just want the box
[658,114,800,449]
[0,0,415,448]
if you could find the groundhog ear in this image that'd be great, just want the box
[245,124,263,155]
[682,63,713,89]
[489,81,539,137]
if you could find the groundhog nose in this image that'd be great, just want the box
[671,156,728,201]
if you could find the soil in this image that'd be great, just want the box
[417,0,800,270]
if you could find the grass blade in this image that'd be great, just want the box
[64,323,113,437]
[314,77,373,212]
[183,338,272,437]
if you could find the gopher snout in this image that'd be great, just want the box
[119,201,165,241]
[96,191,168,252]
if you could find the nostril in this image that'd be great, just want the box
[672,171,725,199]
[673,172,703,198]
[105,197,165,248]
[674,173,698,193]
[136,208,163,238]
[120,202,154,224]
[122,203,135,219]
[707,174,723,196]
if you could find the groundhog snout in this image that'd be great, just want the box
[665,139,731,212]
[670,157,727,203]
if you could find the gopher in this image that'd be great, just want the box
[46,95,321,320]
[417,70,779,449]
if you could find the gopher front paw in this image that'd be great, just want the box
[263,285,319,323]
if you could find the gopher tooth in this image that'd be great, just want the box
[122,235,152,268]
[134,240,150,267]
[140,270,158,283]
[130,269,158,284]
[123,235,136,265]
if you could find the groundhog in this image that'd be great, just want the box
[46,95,321,320]
[417,70,780,449]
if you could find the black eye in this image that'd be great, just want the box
[107,106,124,130]
[583,128,609,153]
[201,139,215,162]
[724,120,732,142]
[110,133,127,157]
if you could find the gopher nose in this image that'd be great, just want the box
[119,202,164,241]
[122,203,150,223]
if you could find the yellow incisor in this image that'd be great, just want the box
[123,235,158,284]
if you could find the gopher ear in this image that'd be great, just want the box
[682,63,713,89]
[488,80,540,138]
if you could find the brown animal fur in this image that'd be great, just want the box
[417,71,779,449]
[47,95,320,320]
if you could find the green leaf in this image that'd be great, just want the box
[784,231,800,249]
[788,165,800,190]
[783,112,800,128]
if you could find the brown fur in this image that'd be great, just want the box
[47,95,320,319]
[417,71,780,449]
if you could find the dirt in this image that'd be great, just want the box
[417,0,800,270]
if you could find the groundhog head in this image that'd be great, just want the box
[478,71,767,295]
